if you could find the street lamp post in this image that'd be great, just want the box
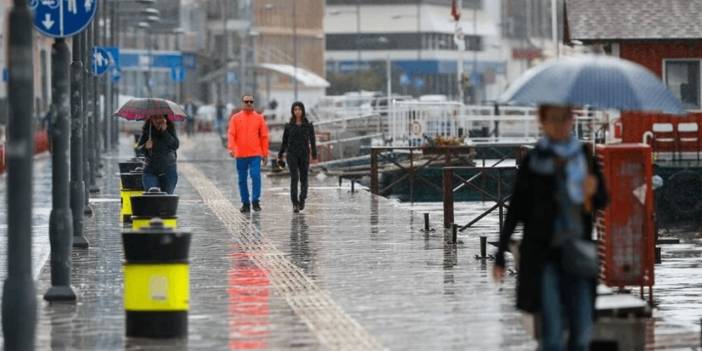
[2,1,37,349]
[44,37,77,302]
[70,30,89,248]
[292,1,298,100]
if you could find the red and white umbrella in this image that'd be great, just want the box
[113,98,188,121]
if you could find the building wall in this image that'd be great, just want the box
[253,0,326,77]
[618,41,702,148]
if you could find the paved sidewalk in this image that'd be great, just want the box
[1,133,698,349]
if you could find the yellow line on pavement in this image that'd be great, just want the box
[180,163,384,351]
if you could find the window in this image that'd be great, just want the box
[665,60,700,109]
[326,32,481,51]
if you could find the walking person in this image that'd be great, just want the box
[135,115,180,194]
[278,102,317,213]
[228,95,269,213]
[184,98,197,137]
[493,105,608,351]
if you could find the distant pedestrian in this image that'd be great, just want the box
[278,102,317,213]
[216,99,226,138]
[184,98,197,137]
[493,105,608,351]
[135,115,180,194]
[227,95,269,213]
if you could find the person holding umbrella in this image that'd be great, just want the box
[115,98,187,195]
[494,55,685,350]
[135,115,180,194]
[278,102,317,213]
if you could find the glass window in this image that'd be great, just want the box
[665,60,700,109]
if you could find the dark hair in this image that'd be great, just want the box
[289,101,308,124]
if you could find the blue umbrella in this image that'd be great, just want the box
[499,55,686,115]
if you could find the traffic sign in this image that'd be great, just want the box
[170,66,185,82]
[92,47,110,76]
[29,0,98,38]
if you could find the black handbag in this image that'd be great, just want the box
[561,238,599,278]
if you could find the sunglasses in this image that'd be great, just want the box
[243,100,255,104]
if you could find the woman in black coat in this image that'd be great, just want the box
[135,115,180,194]
[493,105,608,351]
[277,102,317,213]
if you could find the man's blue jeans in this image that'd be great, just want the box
[236,156,261,205]
[142,165,178,194]
[540,262,594,351]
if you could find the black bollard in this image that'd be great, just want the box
[2,2,37,349]
[655,247,662,264]
[123,219,191,338]
[351,179,355,193]
[44,39,77,302]
[424,213,430,232]
[480,236,487,259]
[451,224,458,244]
[70,31,89,249]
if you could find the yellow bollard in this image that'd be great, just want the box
[122,218,191,338]
[130,187,179,230]
[120,171,144,223]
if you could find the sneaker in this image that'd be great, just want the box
[240,204,250,213]
[252,202,261,212]
[298,201,305,211]
[293,204,299,213]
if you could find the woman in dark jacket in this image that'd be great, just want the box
[135,115,180,194]
[493,105,608,351]
[277,102,317,213]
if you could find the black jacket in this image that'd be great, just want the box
[278,121,317,159]
[496,144,608,313]
[136,122,179,174]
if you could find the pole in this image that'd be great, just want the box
[551,0,559,58]
[356,1,361,97]
[222,0,228,102]
[70,32,89,248]
[456,0,464,104]
[82,24,93,215]
[112,5,120,147]
[45,38,77,302]
[3,1,37,349]
[102,2,110,151]
[472,4,478,103]
[90,12,101,192]
[386,53,391,100]
[293,1,298,100]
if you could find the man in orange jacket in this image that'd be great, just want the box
[227,95,269,213]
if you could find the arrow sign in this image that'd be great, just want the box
[30,0,98,38]
[42,14,54,30]
[92,47,110,76]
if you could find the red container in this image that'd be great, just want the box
[596,144,655,298]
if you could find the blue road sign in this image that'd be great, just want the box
[29,0,98,38]
[92,47,110,76]
[102,47,120,69]
[171,66,185,82]
[2,68,7,82]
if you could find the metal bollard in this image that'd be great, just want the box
[118,158,144,174]
[424,213,430,232]
[351,180,355,193]
[480,236,487,259]
[130,188,179,230]
[122,218,191,338]
[447,224,457,244]
[655,247,662,264]
[120,170,144,224]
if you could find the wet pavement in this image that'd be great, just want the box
[0,133,700,349]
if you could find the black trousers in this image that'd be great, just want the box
[287,153,309,205]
